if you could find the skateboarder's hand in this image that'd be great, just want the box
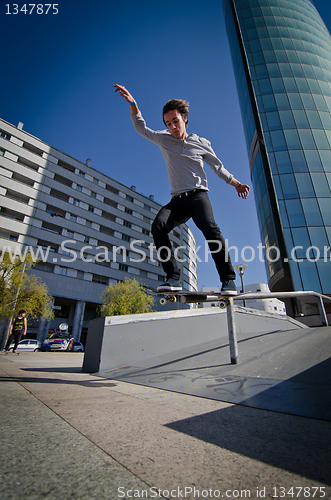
[114,84,135,104]
[236,183,250,199]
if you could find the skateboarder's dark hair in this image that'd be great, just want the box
[163,99,189,127]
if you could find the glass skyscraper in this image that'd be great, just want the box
[223,0,331,297]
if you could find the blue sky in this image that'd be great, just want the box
[1,0,331,289]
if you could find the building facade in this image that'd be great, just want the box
[223,0,331,297]
[0,118,198,343]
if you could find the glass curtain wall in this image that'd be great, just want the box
[223,0,331,294]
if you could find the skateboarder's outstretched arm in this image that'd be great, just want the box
[114,84,139,115]
[230,178,250,199]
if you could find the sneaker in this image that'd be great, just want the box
[157,278,182,292]
[221,280,237,296]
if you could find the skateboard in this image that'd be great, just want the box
[155,290,241,308]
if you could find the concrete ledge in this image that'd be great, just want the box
[83,307,307,374]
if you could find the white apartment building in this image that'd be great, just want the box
[0,118,198,344]
[201,283,286,315]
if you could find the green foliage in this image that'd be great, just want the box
[98,278,154,317]
[0,251,53,320]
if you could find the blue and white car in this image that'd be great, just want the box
[41,333,74,352]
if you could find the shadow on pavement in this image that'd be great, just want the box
[0,373,116,389]
[165,403,331,486]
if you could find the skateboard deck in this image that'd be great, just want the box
[154,290,249,308]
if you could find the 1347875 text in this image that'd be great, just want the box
[5,4,59,14]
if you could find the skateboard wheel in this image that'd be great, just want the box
[160,298,167,305]
[169,296,177,303]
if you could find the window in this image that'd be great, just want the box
[92,274,108,284]
[58,160,75,173]
[73,199,80,206]
[0,148,5,156]
[76,184,83,192]
[104,197,117,209]
[12,172,34,187]
[122,234,131,242]
[102,211,116,222]
[58,266,67,276]
[311,173,331,197]
[70,214,77,222]
[37,240,57,252]
[34,262,54,273]
[5,189,30,204]
[123,220,132,228]
[105,184,119,195]
[50,189,69,202]
[78,170,85,177]
[119,264,128,272]
[285,199,306,226]
[100,226,114,236]
[301,199,323,226]
[125,207,133,215]
[83,253,95,263]
[0,130,11,140]
[142,228,150,236]
[53,174,72,187]
[46,205,65,218]
[91,191,97,199]
[0,207,24,222]
[144,204,151,211]
[23,142,43,156]
[41,222,62,234]
[84,236,90,244]
[126,194,134,202]
[0,230,19,242]
[88,205,94,213]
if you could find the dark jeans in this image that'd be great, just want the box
[5,331,23,351]
[151,190,236,283]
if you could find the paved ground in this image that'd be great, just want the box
[1,342,331,500]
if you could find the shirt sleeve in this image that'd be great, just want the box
[200,137,233,184]
[130,111,162,146]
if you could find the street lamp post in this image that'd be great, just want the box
[234,264,248,307]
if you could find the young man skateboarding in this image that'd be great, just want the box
[114,84,250,295]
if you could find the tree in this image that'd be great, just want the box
[0,251,53,320]
[98,278,155,317]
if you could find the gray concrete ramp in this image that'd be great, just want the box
[97,322,331,422]
[83,307,307,374]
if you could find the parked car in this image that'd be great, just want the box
[41,333,74,352]
[73,342,84,352]
[9,339,40,352]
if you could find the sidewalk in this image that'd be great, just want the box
[1,349,331,500]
